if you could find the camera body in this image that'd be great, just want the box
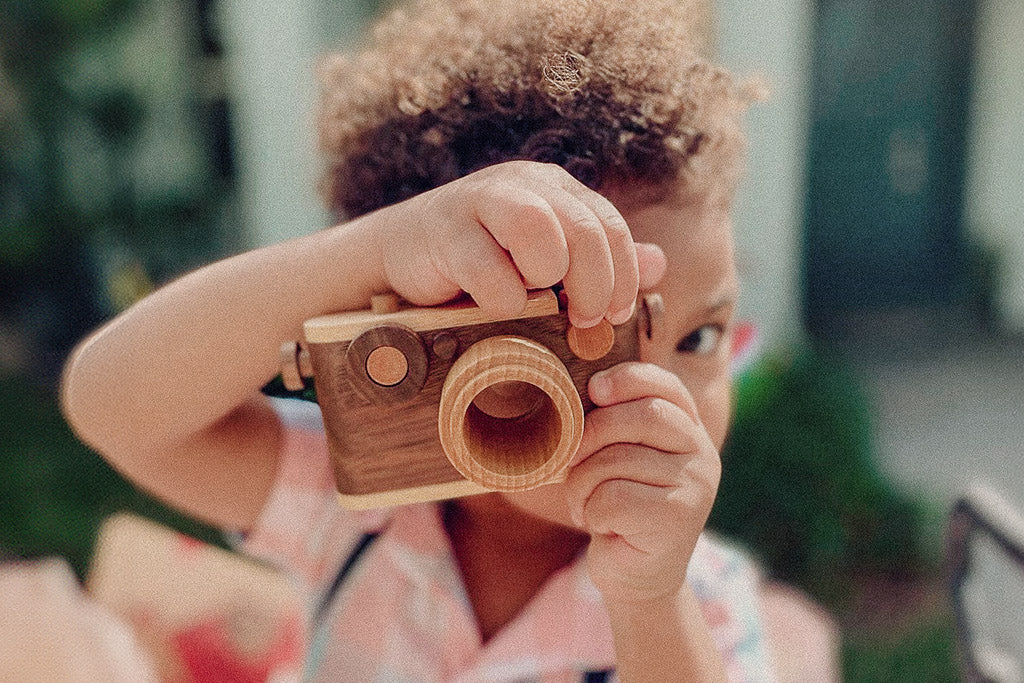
[293,289,660,509]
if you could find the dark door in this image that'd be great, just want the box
[803,0,976,334]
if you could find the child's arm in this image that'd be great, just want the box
[606,588,727,681]
[61,161,663,531]
[60,215,387,529]
[565,362,727,681]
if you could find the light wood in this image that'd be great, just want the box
[370,293,401,314]
[279,341,314,391]
[336,479,490,510]
[279,341,304,391]
[365,346,409,386]
[471,381,547,420]
[566,319,616,360]
[297,344,313,378]
[437,336,584,491]
[304,289,558,343]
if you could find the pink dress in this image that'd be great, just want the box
[239,399,775,682]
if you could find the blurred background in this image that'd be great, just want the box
[1,0,1021,679]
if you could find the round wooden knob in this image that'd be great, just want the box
[365,346,409,386]
[566,319,616,361]
[345,323,427,404]
[438,336,584,491]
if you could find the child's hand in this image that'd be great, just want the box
[564,362,721,603]
[377,161,666,327]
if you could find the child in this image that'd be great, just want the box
[62,0,775,679]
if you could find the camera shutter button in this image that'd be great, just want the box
[566,319,616,361]
[366,346,409,386]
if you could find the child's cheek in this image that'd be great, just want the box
[697,375,733,450]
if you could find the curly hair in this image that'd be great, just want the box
[317,0,752,218]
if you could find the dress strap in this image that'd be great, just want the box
[312,531,381,626]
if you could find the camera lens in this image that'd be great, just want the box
[438,336,583,491]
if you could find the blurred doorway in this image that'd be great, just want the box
[803,0,977,336]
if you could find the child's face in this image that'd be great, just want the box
[620,190,739,449]
[491,188,740,527]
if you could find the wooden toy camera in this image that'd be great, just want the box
[280,289,662,509]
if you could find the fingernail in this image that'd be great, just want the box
[572,313,604,329]
[589,370,611,403]
[607,303,635,325]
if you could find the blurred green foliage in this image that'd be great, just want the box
[711,343,957,677]
[1,0,236,378]
[713,344,937,605]
[843,616,959,683]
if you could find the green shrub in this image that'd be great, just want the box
[710,344,935,607]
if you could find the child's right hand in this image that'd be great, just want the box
[374,161,666,327]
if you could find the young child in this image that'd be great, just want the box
[62,0,775,679]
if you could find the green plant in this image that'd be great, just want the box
[710,344,935,607]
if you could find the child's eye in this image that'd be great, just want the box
[676,325,724,355]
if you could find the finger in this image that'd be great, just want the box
[543,190,616,328]
[636,242,668,291]
[440,218,528,318]
[473,186,570,290]
[586,531,665,593]
[564,443,689,523]
[588,362,701,423]
[566,444,721,523]
[573,397,703,468]
[583,479,704,556]
[559,185,639,325]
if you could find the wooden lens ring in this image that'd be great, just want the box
[345,324,427,404]
[438,336,584,491]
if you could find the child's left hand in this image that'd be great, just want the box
[564,361,721,604]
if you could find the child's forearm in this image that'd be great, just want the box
[62,215,385,457]
[606,586,727,682]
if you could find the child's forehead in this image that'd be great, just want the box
[616,191,733,245]
[620,193,738,310]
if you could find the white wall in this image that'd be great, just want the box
[217,0,332,247]
[965,0,1024,333]
[715,0,814,350]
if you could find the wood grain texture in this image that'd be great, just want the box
[336,480,490,510]
[279,341,304,391]
[305,291,640,505]
[343,324,427,404]
[365,346,408,386]
[304,289,558,343]
[566,319,616,360]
